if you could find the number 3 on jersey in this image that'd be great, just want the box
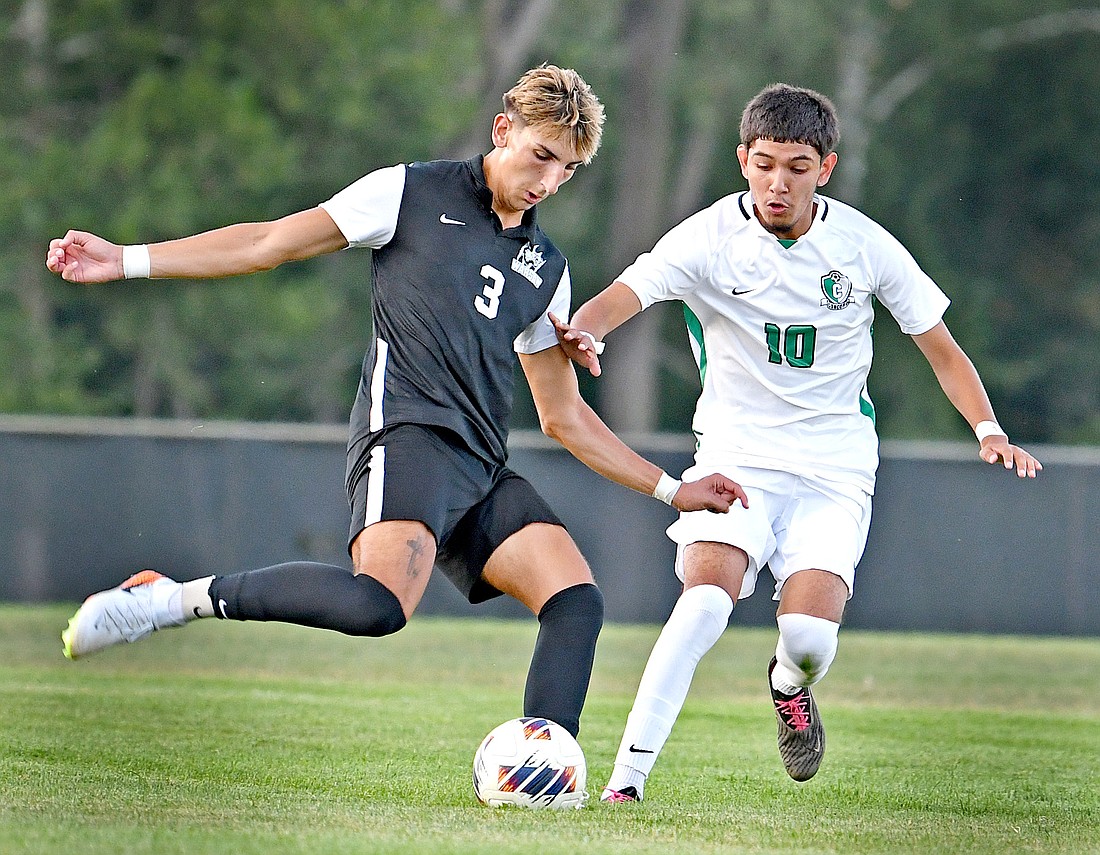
[475,264,506,319]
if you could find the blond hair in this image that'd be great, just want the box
[503,64,604,164]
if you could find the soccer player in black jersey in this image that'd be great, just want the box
[46,65,746,740]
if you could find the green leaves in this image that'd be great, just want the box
[4,0,1098,442]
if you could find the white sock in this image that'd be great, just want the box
[605,584,733,796]
[180,576,216,620]
[771,613,840,695]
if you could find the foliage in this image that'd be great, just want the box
[3,0,1098,443]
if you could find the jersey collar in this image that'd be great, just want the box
[467,155,539,240]
[737,190,831,241]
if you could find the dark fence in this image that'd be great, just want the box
[2,416,1096,635]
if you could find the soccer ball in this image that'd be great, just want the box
[472,717,587,809]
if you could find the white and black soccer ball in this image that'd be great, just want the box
[472,717,587,809]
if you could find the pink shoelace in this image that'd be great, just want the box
[602,789,638,803]
[774,693,811,731]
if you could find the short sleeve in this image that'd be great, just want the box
[514,264,572,354]
[872,229,951,335]
[320,164,407,249]
[617,208,713,309]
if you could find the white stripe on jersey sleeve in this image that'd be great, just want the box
[320,164,406,249]
[514,263,571,354]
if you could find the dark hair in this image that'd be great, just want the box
[739,84,840,157]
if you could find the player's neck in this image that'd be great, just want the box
[494,205,523,229]
[482,150,526,229]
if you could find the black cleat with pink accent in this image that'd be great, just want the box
[600,785,642,804]
[768,656,825,781]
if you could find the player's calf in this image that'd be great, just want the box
[209,562,407,636]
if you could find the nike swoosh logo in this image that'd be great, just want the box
[439,214,466,226]
[730,288,754,296]
[217,598,229,619]
[628,744,654,754]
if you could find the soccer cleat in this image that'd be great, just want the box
[769,656,825,782]
[61,570,187,660]
[600,785,642,804]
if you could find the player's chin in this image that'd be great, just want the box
[764,217,796,235]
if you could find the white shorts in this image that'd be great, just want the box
[667,464,873,602]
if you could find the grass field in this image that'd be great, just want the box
[2,606,1098,855]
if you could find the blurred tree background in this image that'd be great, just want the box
[3,0,1098,443]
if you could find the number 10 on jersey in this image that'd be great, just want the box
[765,322,817,368]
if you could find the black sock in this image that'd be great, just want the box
[209,561,406,637]
[523,583,604,738]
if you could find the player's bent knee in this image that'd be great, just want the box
[539,582,604,633]
[349,573,408,637]
[679,583,734,622]
[776,612,839,684]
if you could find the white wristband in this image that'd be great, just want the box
[974,420,1006,442]
[652,472,681,505]
[122,244,151,279]
[576,330,605,355]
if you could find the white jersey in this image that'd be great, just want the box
[619,191,950,493]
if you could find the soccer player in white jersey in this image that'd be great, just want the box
[554,83,1042,801]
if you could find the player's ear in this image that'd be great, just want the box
[491,113,512,149]
[736,144,750,178]
[817,151,838,187]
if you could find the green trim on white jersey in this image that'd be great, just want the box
[683,304,707,386]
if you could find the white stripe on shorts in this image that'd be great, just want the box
[365,445,386,526]
[368,338,389,432]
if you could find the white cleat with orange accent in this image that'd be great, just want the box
[61,570,186,660]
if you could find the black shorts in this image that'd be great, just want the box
[346,424,565,603]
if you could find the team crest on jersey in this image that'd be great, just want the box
[511,243,546,288]
[820,270,854,310]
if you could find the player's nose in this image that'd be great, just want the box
[541,164,571,196]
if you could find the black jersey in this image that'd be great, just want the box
[322,156,570,468]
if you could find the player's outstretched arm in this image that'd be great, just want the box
[520,345,748,513]
[45,208,348,284]
[912,321,1042,478]
[551,282,642,377]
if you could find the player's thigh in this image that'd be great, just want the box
[440,470,589,611]
[771,476,872,621]
[681,541,750,602]
[776,570,848,621]
[350,520,437,617]
[346,424,491,614]
[668,464,786,601]
[482,522,593,615]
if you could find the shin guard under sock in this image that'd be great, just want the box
[606,584,733,795]
[523,583,604,738]
[209,561,406,637]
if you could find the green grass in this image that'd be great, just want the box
[2,606,1098,854]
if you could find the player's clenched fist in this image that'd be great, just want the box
[45,230,122,284]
